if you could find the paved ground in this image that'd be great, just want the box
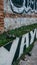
[19,41,37,65]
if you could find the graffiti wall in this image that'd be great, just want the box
[4,0,37,31]
[4,0,37,14]
[0,0,37,32]
[0,28,37,65]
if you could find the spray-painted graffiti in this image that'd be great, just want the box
[10,0,37,13]
[0,29,37,65]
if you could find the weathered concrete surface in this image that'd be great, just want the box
[19,41,37,65]
[4,18,37,30]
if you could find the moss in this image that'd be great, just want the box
[0,32,13,47]
[0,23,37,47]
[8,23,37,37]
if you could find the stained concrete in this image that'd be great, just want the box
[19,41,37,65]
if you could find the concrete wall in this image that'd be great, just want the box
[4,18,37,30]
[4,0,37,14]
[0,0,37,32]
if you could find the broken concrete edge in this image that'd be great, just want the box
[0,23,37,34]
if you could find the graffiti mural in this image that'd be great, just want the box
[10,0,37,13]
[0,29,37,65]
[4,0,37,14]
